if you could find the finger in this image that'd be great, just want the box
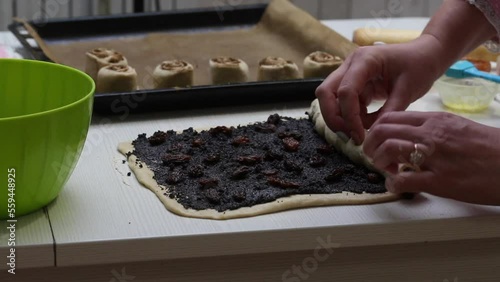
[371,139,432,172]
[316,53,354,103]
[364,112,381,130]
[364,77,413,125]
[385,171,435,194]
[338,84,365,145]
[377,77,412,115]
[337,52,382,144]
[358,82,373,129]
[361,80,387,128]
[315,56,353,133]
[371,111,427,128]
[363,124,422,157]
[320,53,354,92]
[372,78,389,100]
[316,87,348,134]
[359,80,375,106]
[383,163,399,175]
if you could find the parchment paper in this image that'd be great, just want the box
[28,0,357,89]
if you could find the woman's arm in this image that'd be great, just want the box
[421,0,497,77]
[316,0,498,145]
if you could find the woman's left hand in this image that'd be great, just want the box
[363,111,500,205]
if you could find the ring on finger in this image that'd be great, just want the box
[399,143,425,172]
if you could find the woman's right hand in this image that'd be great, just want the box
[315,34,444,145]
[363,111,500,205]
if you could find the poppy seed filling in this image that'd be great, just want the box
[129,114,386,212]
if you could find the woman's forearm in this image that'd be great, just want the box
[421,0,496,75]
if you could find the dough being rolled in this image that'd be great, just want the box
[304,51,343,78]
[85,48,128,82]
[309,99,376,171]
[258,57,300,81]
[209,56,249,85]
[153,60,194,89]
[96,65,138,93]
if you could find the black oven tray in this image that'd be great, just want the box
[8,4,321,114]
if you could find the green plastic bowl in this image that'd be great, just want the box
[0,59,95,219]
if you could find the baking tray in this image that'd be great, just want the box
[8,4,322,114]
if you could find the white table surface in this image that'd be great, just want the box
[2,18,500,271]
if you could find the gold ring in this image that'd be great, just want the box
[410,143,425,166]
[399,143,424,172]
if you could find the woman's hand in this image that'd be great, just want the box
[315,35,443,145]
[363,111,500,205]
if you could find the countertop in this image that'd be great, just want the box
[1,17,500,281]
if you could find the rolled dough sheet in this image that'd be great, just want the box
[117,108,399,220]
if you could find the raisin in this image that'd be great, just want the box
[166,171,183,184]
[232,190,247,202]
[316,144,334,155]
[367,173,382,184]
[255,123,276,133]
[205,188,221,204]
[147,131,168,146]
[168,143,184,152]
[278,131,302,140]
[262,169,278,176]
[192,138,205,147]
[325,168,346,182]
[188,165,204,178]
[309,155,326,167]
[283,137,300,152]
[267,177,300,189]
[267,177,281,187]
[237,155,262,165]
[284,159,303,172]
[267,114,281,125]
[162,154,191,165]
[232,136,250,146]
[265,150,283,161]
[198,178,219,189]
[209,126,233,136]
[231,166,252,180]
[204,153,221,164]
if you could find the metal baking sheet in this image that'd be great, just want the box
[8,4,321,114]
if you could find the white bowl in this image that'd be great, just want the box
[434,76,498,112]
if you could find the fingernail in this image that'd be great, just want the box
[385,177,397,193]
[350,131,361,145]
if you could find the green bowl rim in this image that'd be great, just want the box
[0,59,95,121]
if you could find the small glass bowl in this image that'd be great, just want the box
[434,76,498,112]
